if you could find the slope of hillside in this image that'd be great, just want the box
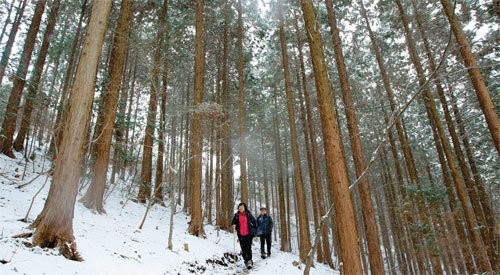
[0,153,334,275]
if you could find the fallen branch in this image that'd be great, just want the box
[21,175,50,222]
[11,232,33,239]
[0,173,19,184]
[17,170,49,189]
[118,253,141,263]
[138,178,166,229]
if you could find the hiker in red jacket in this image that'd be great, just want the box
[231,202,257,269]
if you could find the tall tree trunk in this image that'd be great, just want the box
[110,59,129,185]
[270,169,277,241]
[176,92,185,207]
[138,0,168,203]
[260,128,270,210]
[323,1,385,273]
[220,0,233,231]
[277,0,310,262]
[188,0,205,237]
[183,80,191,212]
[394,0,492,272]
[294,54,323,263]
[0,0,27,86]
[205,120,214,223]
[13,0,62,152]
[214,43,223,227]
[32,0,112,251]
[284,141,292,248]
[272,86,290,252]
[0,0,47,157]
[293,12,333,267]
[236,0,248,204]
[373,182,395,274]
[124,53,138,171]
[155,25,170,203]
[79,0,133,213]
[299,0,363,273]
[439,0,500,155]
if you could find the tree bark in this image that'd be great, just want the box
[0,0,47,157]
[188,0,205,237]
[299,1,363,273]
[80,0,133,213]
[32,0,112,250]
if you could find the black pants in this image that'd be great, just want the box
[238,234,253,262]
[260,234,271,254]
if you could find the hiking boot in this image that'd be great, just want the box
[261,253,266,259]
[246,260,253,269]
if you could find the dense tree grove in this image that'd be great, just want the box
[0,0,498,273]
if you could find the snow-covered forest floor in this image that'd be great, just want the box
[0,153,334,274]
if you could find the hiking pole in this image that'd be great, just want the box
[233,228,237,263]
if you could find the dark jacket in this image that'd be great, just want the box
[231,205,257,237]
[256,214,274,235]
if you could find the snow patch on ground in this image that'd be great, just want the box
[0,152,335,275]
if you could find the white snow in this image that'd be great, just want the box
[0,152,335,275]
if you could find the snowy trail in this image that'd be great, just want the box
[0,153,335,275]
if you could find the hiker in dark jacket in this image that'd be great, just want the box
[231,202,257,269]
[256,207,273,258]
